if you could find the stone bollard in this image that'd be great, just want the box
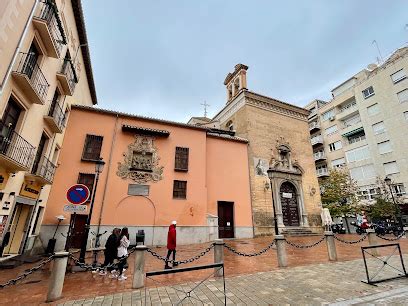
[214,239,224,277]
[366,229,379,256]
[46,251,69,302]
[133,245,147,289]
[324,231,337,261]
[275,235,287,268]
[404,227,408,237]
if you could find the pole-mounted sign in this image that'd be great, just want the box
[66,184,90,205]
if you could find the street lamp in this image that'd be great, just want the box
[384,176,402,227]
[79,158,105,264]
[267,169,279,235]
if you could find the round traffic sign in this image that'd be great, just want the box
[66,184,90,205]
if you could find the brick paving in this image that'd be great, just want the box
[0,234,407,305]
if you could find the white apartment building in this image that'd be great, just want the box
[305,46,408,205]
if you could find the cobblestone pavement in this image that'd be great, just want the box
[61,254,408,305]
[1,235,408,304]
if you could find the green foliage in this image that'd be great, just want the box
[367,197,396,220]
[320,169,360,217]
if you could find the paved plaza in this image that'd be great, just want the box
[1,235,408,305]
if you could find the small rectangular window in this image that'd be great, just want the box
[362,86,375,99]
[345,145,370,163]
[392,184,406,196]
[174,147,189,171]
[377,141,392,154]
[82,134,103,161]
[331,157,345,168]
[325,125,338,136]
[384,161,399,175]
[77,173,95,201]
[372,121,386,135]
[391,69,406,83]
[173,180,187,199]
[322,109,335,121]
[367,103,379,116]
[329,140,342,152]
[397,89,408,103]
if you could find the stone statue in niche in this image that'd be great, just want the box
[117,135,163,183]
[269,136,303,175]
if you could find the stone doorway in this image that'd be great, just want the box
[280,182,300,226]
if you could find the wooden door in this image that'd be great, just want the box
[218,201,234,238]
[4,204,31,254]
[67,214,88,250]
[280,182,300,226]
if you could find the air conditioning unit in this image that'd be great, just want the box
[329,116,335,121]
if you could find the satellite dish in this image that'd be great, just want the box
[367,63,378,71]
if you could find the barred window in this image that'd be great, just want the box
[175,147,189,171]
[77,173,95,201]
[173,180,187,199]
[82,134,103,161]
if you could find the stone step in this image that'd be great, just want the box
[281,227,320,237]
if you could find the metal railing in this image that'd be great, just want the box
[311,136,323,145]
[48,102,65,131]
[34,155,57,183]
[313,151,325,160]
[348,134,366,144]
[14,52,49,102]
[35,1,65,56]
[309,121,320,130]
[59,59,78,93]
[316,168,329,176]
[338,101,357,113]
[0,122,35,169]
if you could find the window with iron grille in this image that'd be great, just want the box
[82,134,103,161]
[175,147,189,171]
[173,180,187,199]
[77,173,95,201]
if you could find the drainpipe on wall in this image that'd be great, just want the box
[0,0,38,94]
[94,114,119,245]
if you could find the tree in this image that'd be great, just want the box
[320,169,361,232]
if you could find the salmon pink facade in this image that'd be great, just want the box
[40,105,253,250]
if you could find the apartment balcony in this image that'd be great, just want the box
[32,1,65,58]
[316,168,329,177]
[311,135,324,146]
[44,102,65,133]
[313,151,326,161]
[336,101,358,120]
[0,122,35,172]
[12,52,49,105]
[309,121,320,132]
[26,155,57,184]
[341,122,364,138]
[56,59,78,96]
[308,110,318,119]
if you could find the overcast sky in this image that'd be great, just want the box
[83,1,408,122]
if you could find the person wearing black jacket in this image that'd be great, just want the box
[99,228,120,275]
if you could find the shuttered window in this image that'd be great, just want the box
[77,173,95,201]
[173,180,187,199]
[390,69,406,83]
[397,89,408,103]
[82,134,103,161]
[175,147,189,171]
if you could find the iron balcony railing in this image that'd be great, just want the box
[338,101,357,113]
[48,101,65,131]
[33,155,57,183]
[60,58,78,93]
[35,0,66,56]
[14,52,50,102]
[311,135,323,145]
[309,121,320,130]
[313,151,325,160]
[0,121,35,169]
[348,134,366,145]
[316,168,329,176]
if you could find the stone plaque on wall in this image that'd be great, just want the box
[128,184,150,196]
[254,157,268,176]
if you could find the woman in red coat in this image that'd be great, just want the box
[165,221,177,269]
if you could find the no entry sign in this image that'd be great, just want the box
[66,184,90,205]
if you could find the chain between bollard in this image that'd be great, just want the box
[376,232,406,241]
[146,243,214,265]
[0,255,54,289]
[223,241,275,256]
[285,236,326,249]
[333,234,368,244]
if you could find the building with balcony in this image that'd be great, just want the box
[305,46,408,204]
[0,0,97,256]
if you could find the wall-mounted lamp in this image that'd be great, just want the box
[264,181,270,191]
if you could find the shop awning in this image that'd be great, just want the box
[342,127,364,137]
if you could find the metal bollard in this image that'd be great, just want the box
[214,239,224,277]
[46,251,69,302]
[133,245,147,289]
[275,235,287,268]
[324,231,337,261]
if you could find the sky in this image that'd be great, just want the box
[82,0,408,122]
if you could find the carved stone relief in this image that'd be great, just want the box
[117,135,163,184]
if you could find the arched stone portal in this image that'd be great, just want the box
[280,181,300,226]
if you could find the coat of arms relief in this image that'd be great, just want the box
[117,135,164,183]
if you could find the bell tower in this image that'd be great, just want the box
[224,64,248,104]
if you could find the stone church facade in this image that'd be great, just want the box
[198,64,323,236]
